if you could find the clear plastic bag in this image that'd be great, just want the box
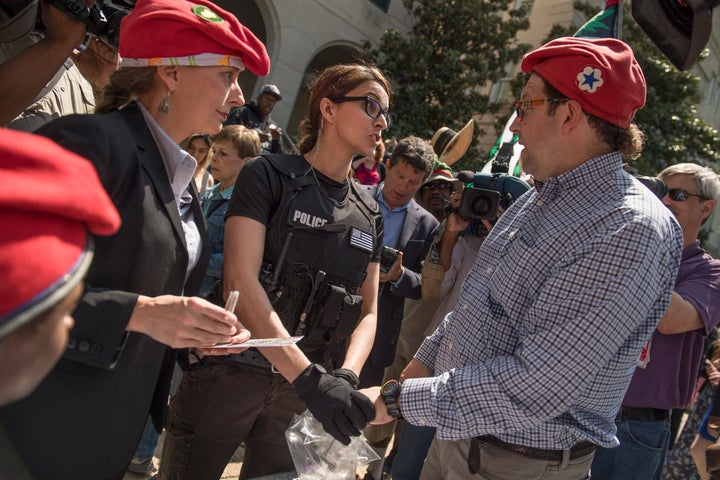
[285,410,380,479]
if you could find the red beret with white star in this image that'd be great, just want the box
[119,0,270,76]
[521,37,646,128]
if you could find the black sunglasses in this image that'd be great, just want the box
[421,182,453,193]
[668,188,707,202]
[334,96,391,127]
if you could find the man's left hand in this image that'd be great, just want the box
[359,386,394,425]
[379,251,403,283]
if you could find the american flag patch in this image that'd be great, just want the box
[349,227,374,253]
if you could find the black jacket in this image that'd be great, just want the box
[0,103,209,480]
[225,101,282,153]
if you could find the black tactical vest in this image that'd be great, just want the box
[260,154,380,353]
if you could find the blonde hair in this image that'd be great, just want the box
[180,134,212,174]
[95,67,156,114]
[212,125,261,159]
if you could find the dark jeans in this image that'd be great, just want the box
[591,417,671,480]
[158,359,303,480]
[391,422,436,480]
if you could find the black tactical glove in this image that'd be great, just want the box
[332,367,360,389]
[293,363,375,445]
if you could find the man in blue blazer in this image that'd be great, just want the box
[358,136,439,388]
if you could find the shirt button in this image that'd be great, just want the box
[536,199,544,206]
[486,267,493,274]
[463,303,469,311]
[508,230,516,238]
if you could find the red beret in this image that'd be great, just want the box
[0,129,120,338]
[521,37,646,128]
[119,0,270,76]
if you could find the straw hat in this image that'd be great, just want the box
[429,119,474,166]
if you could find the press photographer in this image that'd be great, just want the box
[0,0,120,130]
[443,172,532,244]
[46,0,134,49]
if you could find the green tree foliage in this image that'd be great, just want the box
[544,1,720,175]
[362,0,533,170]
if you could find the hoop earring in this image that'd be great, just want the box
[158,91,172,114]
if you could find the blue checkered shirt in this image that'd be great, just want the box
[403,152,683,449]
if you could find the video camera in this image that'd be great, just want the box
[622,165,668,200]
[49,0,135,50]
[448,172,532,222]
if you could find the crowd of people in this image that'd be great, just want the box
[1,1,719,480]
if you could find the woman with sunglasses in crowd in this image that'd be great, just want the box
[161,63,391,480]
[0,1,268,478]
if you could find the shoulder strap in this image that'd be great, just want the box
[262,153,316,194]
[348,179,380,216]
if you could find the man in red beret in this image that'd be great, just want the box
[0,128,120,476]
[0,129,121,406]
[360,37,684,479]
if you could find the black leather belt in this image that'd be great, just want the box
[227,349,275,369]
[619,406,670,422]
[476,435,596,462]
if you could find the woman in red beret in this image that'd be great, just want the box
[0,1,270,479]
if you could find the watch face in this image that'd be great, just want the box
[382,379,399,396]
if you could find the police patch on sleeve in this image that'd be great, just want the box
[350,227,374,253]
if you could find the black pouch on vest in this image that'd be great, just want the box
[273,270,313,334]
[304,284,363,347]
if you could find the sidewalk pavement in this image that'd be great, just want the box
[122,432,244,480]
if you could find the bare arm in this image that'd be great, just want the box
[439,214,467,271]
[0,0,90,124]
[339,261,380,375]
[656,291,704,335]
[221,215,311,382]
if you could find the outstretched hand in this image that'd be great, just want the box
[293,364,375,445]
[358,386,394,425]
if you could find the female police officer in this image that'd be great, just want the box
[161,63,391,479]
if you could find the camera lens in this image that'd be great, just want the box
[471,196,493,216]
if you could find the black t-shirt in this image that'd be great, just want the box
[227,155,382,263]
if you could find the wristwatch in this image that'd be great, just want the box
[381,379,403,420]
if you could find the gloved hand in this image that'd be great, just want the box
[332,367,360,389]
[293,364,375,445]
